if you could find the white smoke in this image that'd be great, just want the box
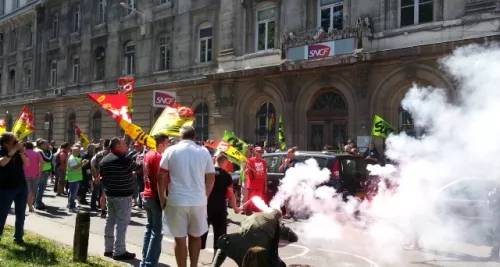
[271,44,500,264]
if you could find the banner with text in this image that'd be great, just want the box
[150,105,195,137]
[153,90,176,108]
[371,114,396,138]
[117,77,135,113]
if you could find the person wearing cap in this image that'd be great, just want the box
[244,146,268,215]
[211,208,298,267]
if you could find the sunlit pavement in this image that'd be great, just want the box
[22,186,500,267]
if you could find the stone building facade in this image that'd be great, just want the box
[0,0,498,150]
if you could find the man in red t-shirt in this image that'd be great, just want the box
[244,146,267,214]
[56,143,71,196]
[140,133,170,267]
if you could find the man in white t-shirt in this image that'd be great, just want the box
[158,126,215,267]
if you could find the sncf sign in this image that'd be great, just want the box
[308,44,333,59]
[153,90,176,108]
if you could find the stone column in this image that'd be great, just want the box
[218,0,235,57]
[212,80,236,139]
[352,63,371,137]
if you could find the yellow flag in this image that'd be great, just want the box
[74,125,90,148]
[150,105,195,137]
[0,120,5,135]
[12,106,35,140]
[119,119,156,149]
[371,114,396,138]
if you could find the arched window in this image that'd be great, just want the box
[95,47,106,80]
[199,23,213,63]
[194,102,209,141]
[311,92,347,110]
[255,102,276,144]
[398,106,425,137]
[9,69,15,92]
[67,112,76,144]
[256,2,276,51]
[124,41,135,75]
[5,112,12,131]
[92,111,102,142]
[45,112,54,142]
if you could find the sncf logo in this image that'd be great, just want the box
[308,44,331,59]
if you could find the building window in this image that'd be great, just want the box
[256,5,275,51]
[124,41,135,75]
[157,0,169,5]
[255,102,276,144]
[92,111,102,141]
[9,70,15,92]
[97,0,106,25]
[199,24,212,63]
[52,14,59,39]
[13,0,19,9]
[24,68,31,89]
[50,60,57,87]
[95,47,106,80]
[319,0,343,32]
[26,24,33,47]
[401,0,433,27]
[73,5,81,33]
[194,102,209,141]
[67,112,76,144]
[126,0,136,15]
[159,37,171,71]
[45,112,54,142]
[10,29,17,52]
[0,33,3,56]
[72,56,80,83]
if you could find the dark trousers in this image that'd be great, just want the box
[201,210,228,251]
[0,186,28,241]
[78,175,91,200]
[90,183,104,209]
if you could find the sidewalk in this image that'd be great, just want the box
[6,213,213,267]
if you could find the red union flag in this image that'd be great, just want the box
[117,77,135,113]
[74,124,90,148]
[11,106,35,139]
[87,93,131,124]
[308,44,332,59]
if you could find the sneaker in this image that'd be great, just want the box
[100,211,107,219]
[35,205,47,210]
[113,251,136,260]
[69,208,79,213]
[104,251,113,257]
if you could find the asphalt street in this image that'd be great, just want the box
[21,184,500,267]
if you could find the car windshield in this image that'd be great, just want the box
[294,155,329,168]
[339,157,368,177]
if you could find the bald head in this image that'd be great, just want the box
[180,125,196,140]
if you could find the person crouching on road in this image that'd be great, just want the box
[211,208,298,267]
[244,146,267,215]
[202,153,241,257]
[66,146,89,213]
[140,133,170,267]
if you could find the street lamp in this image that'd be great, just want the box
[119,2,146,36]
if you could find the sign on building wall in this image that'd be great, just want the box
[153,90,176,108]
[287,38,356,61]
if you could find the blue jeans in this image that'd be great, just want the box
[0,186,28,241]
[68,181,81,209]
[140,198,163,267]
[105,196,132,255]
[35,171,50,207]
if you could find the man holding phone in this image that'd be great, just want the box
[0,132,30,245]
[140,133,170,267]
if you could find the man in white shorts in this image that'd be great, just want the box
[158,126,215,267]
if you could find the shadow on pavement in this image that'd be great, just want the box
[42,206,71,218]
[129,220,146,227]
[114,258,172,267]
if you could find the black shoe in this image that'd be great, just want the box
[35,205,47,210]
[113,251,136,260]
[14,239,25,246]
[100,211,107,219]
[104,251,113,257]
[90,207,98,212]
[79,200,89,205]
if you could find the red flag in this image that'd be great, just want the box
[87,93,131,123]
[11,106,35,139]
[74,124,90,148]
[117,77,135,113]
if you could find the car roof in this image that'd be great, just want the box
[263,151,362,158]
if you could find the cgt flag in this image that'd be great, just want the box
[117,77,135,113]
[222,131,248,156]
[74,124,90,149]
[371,114,396,138]
[278,115,286,150]
[0,120,5,135]
[150,105,195,137]
[87,93,156,149]
[12,106,35,140]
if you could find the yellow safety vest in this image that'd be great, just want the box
[65,156,83,182]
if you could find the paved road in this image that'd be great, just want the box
[23,184,500,267]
